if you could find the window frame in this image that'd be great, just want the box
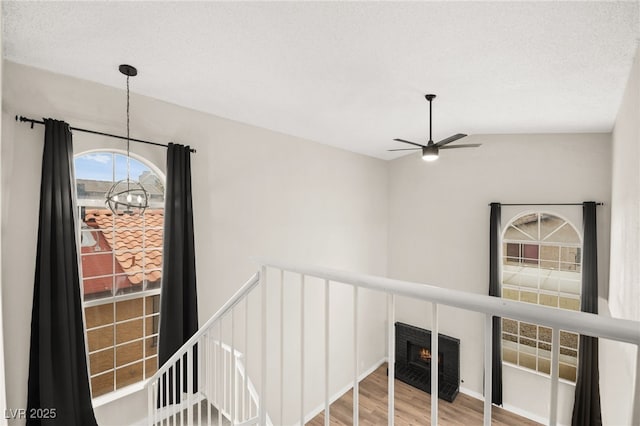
[74,150,165,400]
[500,211,582,383]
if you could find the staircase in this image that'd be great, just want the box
[146,260,640,426]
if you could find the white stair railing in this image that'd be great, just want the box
[146,272,267,426]
[147,260,640,426]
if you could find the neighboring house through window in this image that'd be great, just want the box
[501,212,581,382]
[75,152,164,397]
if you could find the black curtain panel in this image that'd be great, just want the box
[571,202,602,425]
[159,143,198,399]
[26,119,97,426]
[488,202,503,405]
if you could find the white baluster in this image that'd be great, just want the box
[483,314,492,426]
[549,327,560,426]
[280,269,285,425]
[431,303,438,426]
[259,266,268,425]
[353,286,359,426]
[387,294,395,426]
[324,279,330,426]
[231,309,236,425]
[244,296,249,422]
[300,274,305,426]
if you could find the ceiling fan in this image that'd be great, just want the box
[390,94,480,161]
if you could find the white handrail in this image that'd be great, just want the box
[252,257,640,345]
[147,272,260,384]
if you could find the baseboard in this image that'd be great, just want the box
[303,357,388,425]
[458,386,548,425]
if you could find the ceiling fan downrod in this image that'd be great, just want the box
[425,94,436,144]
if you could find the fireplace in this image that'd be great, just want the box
[395,322,460,402]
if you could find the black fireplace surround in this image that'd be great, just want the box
[395,322,460,402]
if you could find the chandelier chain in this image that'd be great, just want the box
[126,74,131,190]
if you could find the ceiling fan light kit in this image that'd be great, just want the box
[422,145,439,162]
[390,94,481,161]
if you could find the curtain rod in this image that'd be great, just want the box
[489,202,604,206]
[15,115,196,153]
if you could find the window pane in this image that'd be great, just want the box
[89,348,114,376]
[540,215,565,240]
[82,252,114,278]
[519,353,537,370]
[539,294,558,307]
[558,276,580,295]
[559,364,577,381]
[116,341,144,367]
[538,357,551,374]
[88,326,114,352]
[116,362,143,389]
[503,348,517,364]
[519,322,537,339]
[502,268,520,286]
[560,331,579,349]
[145,315,159,337]
[539,326,552,343]
[115,319,143,344]
[145,357,158,378]
[504,225,535,241]
[519,291,538,304]
[540,275,559,292]
[145,295,160,315]
[116,298,143,322]
[86,304,114,329]
[115,274,144,295]
[519,269,539,289]
[91,371,114,397]
[545,223,580,244]
[502,318,517,334]
[522,244,539,264]
[559,297,580,311]
[81,229,111,253]
[75,153,114,201]
[538,342,551,352]
[511,213,538,238]
[502,288,518,300]
[145,337,158,357]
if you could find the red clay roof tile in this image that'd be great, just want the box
[83,209,164,293]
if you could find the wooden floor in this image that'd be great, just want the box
[307,364,542,426]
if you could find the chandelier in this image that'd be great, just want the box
[106,64,149,215]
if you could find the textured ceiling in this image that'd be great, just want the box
[3,1,639,159]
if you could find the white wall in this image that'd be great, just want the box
[1,61,388,425]
[607,42,640,426]
[0,5,8,424]
[610,44,639,323]
[387,133,612,425]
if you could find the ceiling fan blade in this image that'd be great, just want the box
[388,148,421,151]
[393,138,426,148]
[439,144,482,149]
[435,133,467,147]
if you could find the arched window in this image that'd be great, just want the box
[75,152,164,398]
[501,212,581,382]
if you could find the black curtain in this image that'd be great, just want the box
[27,119,97,425]
[488,202,503,405]
[571,202,602,425]
[159,143,198,400]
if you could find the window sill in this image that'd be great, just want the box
[503,361,576,387]
[92,380,147,408]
